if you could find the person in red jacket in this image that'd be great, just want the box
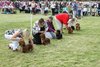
[54,13,70,33]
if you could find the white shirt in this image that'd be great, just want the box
[32,20,48,35]
[5,30,21,50]
[83,7,87,12]
[68,19,76,27]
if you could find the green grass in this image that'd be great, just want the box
[0,14,100,67]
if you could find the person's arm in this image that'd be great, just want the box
[66,18,71,30]
[67,19,72,27]
[65,24,69,30]
[49,22,55,32]
[11,31,21,41]
[49,28,55,32]
[44,21,49,32]
[32,21,40,34]
[46,21,55,32]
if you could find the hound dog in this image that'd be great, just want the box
[40,34,50,45]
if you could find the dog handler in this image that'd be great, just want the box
[5,29,33,51]
[54,13,70,33]
[5,29,22,51]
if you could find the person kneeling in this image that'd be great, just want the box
[5,29,34,53]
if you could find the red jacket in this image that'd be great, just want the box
[55,13,69,25]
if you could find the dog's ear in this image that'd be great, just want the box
[44,38,50,45]
[68,27,73,34]
[40,33,45,39]
[46,38,50,44]
[76,23,80,31]
[19,39,25,46]
[76,23,80,26]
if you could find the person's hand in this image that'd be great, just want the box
[54,30,56,33]
[20,38,23,41]
[40,31,45,34]
[66,25,69,30]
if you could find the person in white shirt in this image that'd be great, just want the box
[51,2,55,15]
[32,18,48,44]
[5,29,34,51]
[5,29,22,51]
[68,18,76,30]
[82,6,88,16]
[44,6,49,15]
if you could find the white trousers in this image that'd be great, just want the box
[5,34,19,50]
[54,16,63,30]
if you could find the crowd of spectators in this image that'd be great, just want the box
[0,0,100,17]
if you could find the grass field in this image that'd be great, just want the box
[0,14,100,67]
